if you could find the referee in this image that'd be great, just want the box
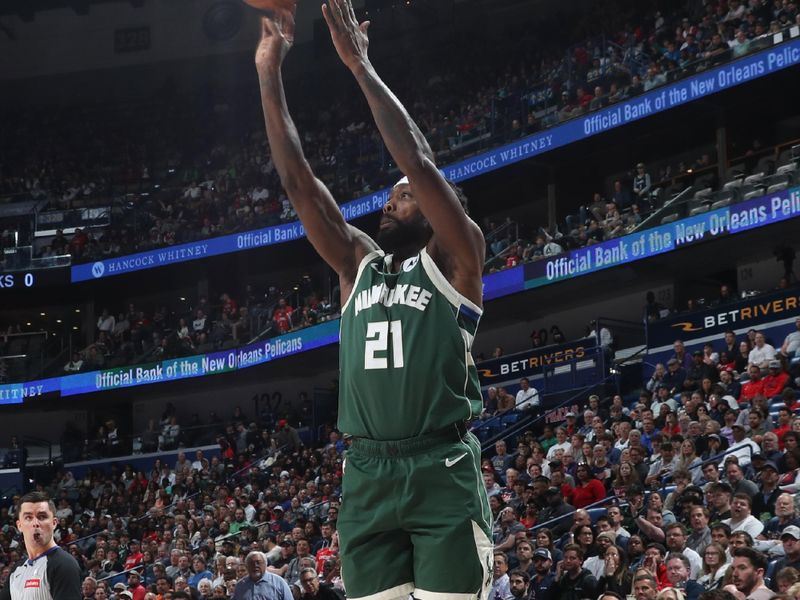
[0,491,81,600]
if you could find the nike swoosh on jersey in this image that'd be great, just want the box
[445,453,468,468]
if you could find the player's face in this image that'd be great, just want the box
[16,501,56,552]
[377,184,431,253]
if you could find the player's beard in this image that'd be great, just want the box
[376,213,431,257]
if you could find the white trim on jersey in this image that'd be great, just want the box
[340,250,385,314]
[418,248,483,316]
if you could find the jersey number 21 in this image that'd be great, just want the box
[364,320,404,369]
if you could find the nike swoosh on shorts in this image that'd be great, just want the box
[445,453,468,468]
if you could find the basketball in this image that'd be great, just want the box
[241,0,296,12]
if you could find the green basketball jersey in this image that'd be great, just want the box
[338,247,484,440]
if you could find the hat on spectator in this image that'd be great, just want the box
[692,350,702,356]
[597,531,616,542]
[762,461,779,472]
[280,539,295,547]
[565,412,576,418]
[731,423,745,430]
[548,461,563,470]
[708,434,721,441]
[277,419,288,428]
[713,482,733,494]
[119,593,133,600]
[588,394,600,401]
[279,470,290,479]
[769,360,781,369]
[533,548,552,561]
[273,506,284,513]
[782,526,800,540]
[545,487,561,496]
[721,395,739,410]
[113,583,127,591]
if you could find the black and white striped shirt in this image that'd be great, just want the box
[0,546,81,600]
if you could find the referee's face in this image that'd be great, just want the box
[16,501,56,555]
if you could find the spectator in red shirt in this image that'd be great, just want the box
[763,360,790,398]
[123,539,144,571]
[576,86,593,111]
[220,292,239,319]
[571,463,606,508]
[273,298,294,334]
[315,530,339,574]
[773,407,792,448]
[783,389,800,412]
[739,365,765,403]
[126,571,147,600]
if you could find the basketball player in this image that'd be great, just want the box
[0,492,81,600]
[254,0,492,598]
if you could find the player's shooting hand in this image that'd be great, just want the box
[322,0,370,72]
[255,10,296,73]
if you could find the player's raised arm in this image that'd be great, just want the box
[322,0,485,305]
[254,10,377,294]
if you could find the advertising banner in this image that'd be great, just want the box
[647,287,800,349]
[72,41,800,282]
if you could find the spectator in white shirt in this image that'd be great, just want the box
[546,427,572,460]
[588,320,613,349]
[515,377,540,410]
[492,552,513,600]
[723,493,765,539]
[251,186,270,202]
[64,352,84,372]
[96,309,115,334]
[725,424,760,467]
[183,182,201,199]
[781,317,800,358]
[748,332,776,369]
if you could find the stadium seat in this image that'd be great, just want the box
[743,187,765,200]
[766,558,780,587]
[661,213,679,224]
[694,187,714,198]
[689,205,709,216]
[723,178,743,191]
[743,172,765,186]
[711,197,731,210]
[587,507,608,523]
[767,181,789,194]
[659,485,676,500]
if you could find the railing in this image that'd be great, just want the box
[0,331,49,384]
[478,372,617,452]
[0,245,71,271]
[521,434,759,536]
[13,28,793,274]
[61,441,295,557]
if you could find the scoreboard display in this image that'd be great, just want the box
[0,267,70,290]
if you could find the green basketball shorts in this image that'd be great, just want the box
[338,425,493,600]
